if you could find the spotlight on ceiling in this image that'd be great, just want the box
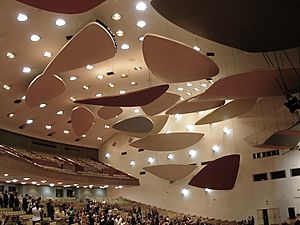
[284,96,300,113]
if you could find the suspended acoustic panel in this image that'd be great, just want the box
[144,164,197,182]
[195,68,300,101]
[97,106,123,120]
[16,0,106,14]
[142,34,219,83]
[130,132,204,151]
[195,98,257,125]
[112,116,154,133]
[189,154,240,190]
[166,97,225,115]
[75,85,169,107]
[256,123,300,149]
[128,115,169,138]
[71,106,94,137]
[43,22,116,77]
[141,92,180,116]
[151,0,300,52]
[25,74,66,107]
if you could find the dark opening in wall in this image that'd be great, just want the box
[270,170,286,179]
[291,168,300,177]
[140,171,146,175]
[253,173,268,182]
[121,152,127,156]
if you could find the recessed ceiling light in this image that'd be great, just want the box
[136,2,147,11]
[177,87,183,91]
[112,13,122,21]
[58,182,63,185]
[64,130,70,134]
[193,46,201,51]
[134,66,142,71]
[55,18,66,26]
[81,134,87,138]
[121,74,128,78]
[180,97,184,101]
[167,153,174,160]
[43,51,52,58]
[129,160,136,166]
[31,181,37,185]
[49,183,55,187]
[147,157,154,164]
[108,82,115,88]
[69,76,77,81]
[175,114,181,120]
[223,127,231,135]
[186,82,192,87]
[120,90,126,94]
[104,125,110,129]
[70,96,77,102]
[138,36,144,42]
[95,93,102,97]
[21,182,26,185]
[136,20,147,28]
[23,177,30,180]
[30,34,41,42]
[39,103,47,108]
[188,149,197,157]
[12,179,18,183]
[131,81,137,86]
[181,188,189,196]
[17,13,28,22]
[97,75,104,79]
[56,110,64,115]
[82,85,90,90]
[7,113,14,118]
[22,96,26,100]
[86,64,93,70]
[22,67,31,73]
[3,84,11,90]
[212,144,220,152]
[121,44,130,50]
[193,87,200,92]
[105,152,111,158]
[186,92,192,96]
[40,180,47,183]
[186,124,193,131]
[116,30,124,36]
[36,183,40,186]
[134,108,140,113]
[45,125,52,130]
[26,119,33,125]
[6,52,15,59]
[97,137,103,141]
[4,174,8,177]
[201,83,207,88]
[6,181,11,183]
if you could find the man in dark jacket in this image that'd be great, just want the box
[3,190,8,208]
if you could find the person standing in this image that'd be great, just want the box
[32,202,43,225]
[0,191,3,208]
[22,194,28,212]
[3,191,8,208]
[9,192,14,208]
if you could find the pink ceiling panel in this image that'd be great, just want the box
[143,34,219,83]
[16,0,106,14]
[166,97,225,115]
[75,85,169,107]
[188,154,240,190]
[71,106,94,137]
[150,0,300,52]
[97,106,123,120]
[43,22,116,77]
[195,68,300,101]
[141,92,180,116]
[25,74,66,107]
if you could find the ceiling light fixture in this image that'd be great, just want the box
[186,82,192,87]
[121,44,130,50]
[6,52,15,59]
[55,18,66,26]
[82,85,90,90]
[108,83,115,88]
[136,20,147,28]
[97,75,104,79]
[167,153,174,160]
[104,125,110,129]
[188,149,197,158]
[39,103,47,108]
[63,130,70,134]
[138,36,144,41]
[116,30,124,36]
[134,66,142,71]
[26,119,33,125]
[45,125,52,130]
[212,145,220,152]
[112,13,122,21]
[120,90,126,94]
[134,108,140,113]
[131,81,137,86]
[30,34,41,42]
[97,137,103,141]
[193,46,201,51]
[105,153,111,158]
[177,87,183,91]
[70,96,77,102]
[43,51,52,58]
[86,64,93,70]
[22,67,31,73]
[23,177,30,180]
[121,74,128,78]
[136,2,147,11]
[129,160,136,166]
[17,13,28,22]
[56,110,64,115]
[147,157,154,164]
[7,113,14,118]
[223,127,231,135]
[3,84,11,90]
[95,93,102,97]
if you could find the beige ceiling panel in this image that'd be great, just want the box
[141,92,180,116]
[142,34,219,83]
[143,164,197,182]
[25,74,66,107]
[129,132,204,151]
[43,22,116,77]
[97,106,123,120]
[71,106,94,137]
[112,116,153,133]
[195,98,257,125]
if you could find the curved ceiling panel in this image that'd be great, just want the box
[144,164,197,182]
[25,74,66,107]
[128,115,169,138]
[112,116,154,133]
[129,132,204,151]
[188,154,240,190]
[195,98,257,125]
[75,85,169,107]
[16,0,106,14]
[151,0,300,52]
[71,106,94,137]
[141,92,180,116]
[97,106,123,120]
[43,22,116,77]
[195,68,300,101]
[166,97,225,115]
[142,34,219,83]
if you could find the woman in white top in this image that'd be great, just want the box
[32,202,43,225]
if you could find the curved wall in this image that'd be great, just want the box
[99,96,300,221]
